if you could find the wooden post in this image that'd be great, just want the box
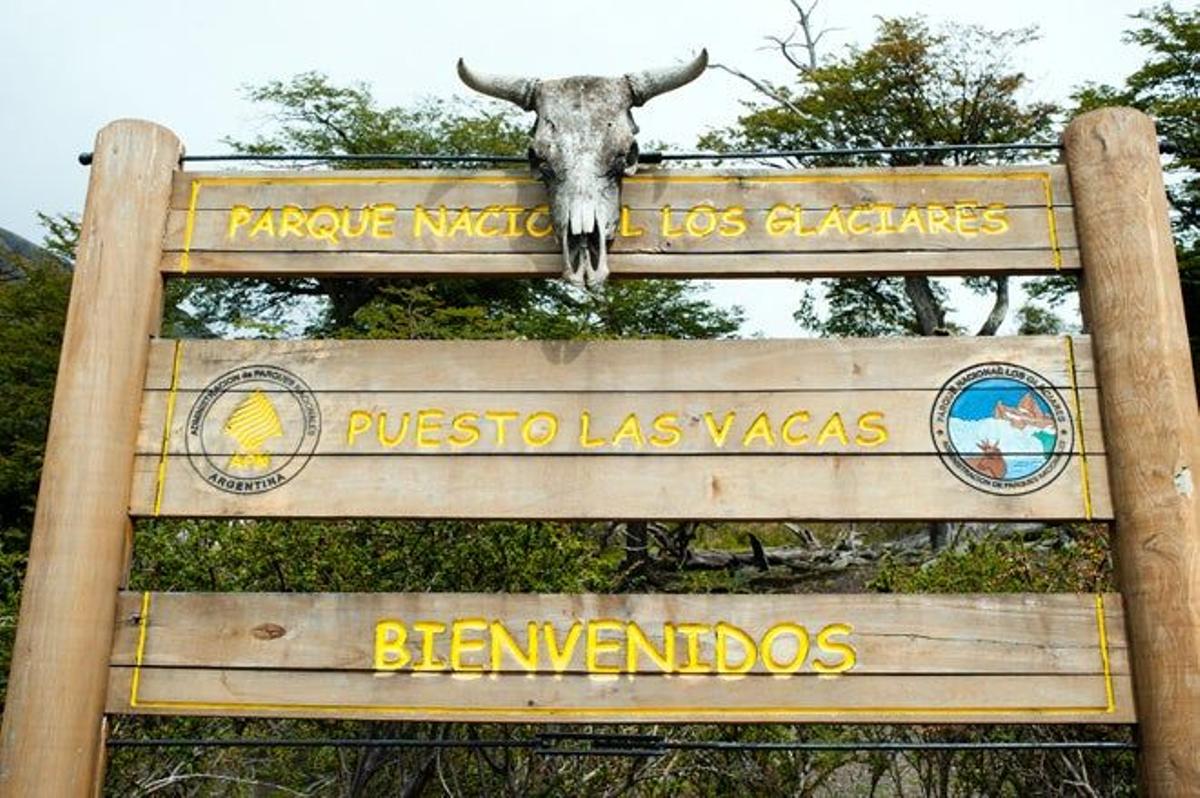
[1063,107,1200,794]
[0,120,180,796]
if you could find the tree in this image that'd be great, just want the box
[0,253,72,706]
[1073,3,1199,370]
[0,256,70,542]
[200,72,743,341]
[703,10,1060,338]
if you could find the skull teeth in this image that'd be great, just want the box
[563,226,608,289]
[561,205,612,289]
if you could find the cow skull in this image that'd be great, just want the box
[457,50,708,288]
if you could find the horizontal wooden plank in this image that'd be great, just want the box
[134,452,1110,520]
[162,167,1076,277]
[161,248,1082,277]
[165,207,1076,253]
[107,592,1133,724]
[110,592,1128,674]
[142,337,1098,391]
[105,669,1132,724]
[133,336,1109,520]
[170,167,1075,210]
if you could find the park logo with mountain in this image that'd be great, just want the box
[930,363,1074,496]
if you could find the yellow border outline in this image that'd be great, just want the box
[179,180,201,275]
[1064,336,1095,520]
[126,593,1119,718]
[177,170,1064,274]
[1095,594,1116,713]
[152,340,184,516]
[128,591,152,708]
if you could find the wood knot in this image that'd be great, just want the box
[251,623,287,641]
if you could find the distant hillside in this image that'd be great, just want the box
[0,227,60,280]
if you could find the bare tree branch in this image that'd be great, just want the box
[763,32,809,71]
[707,62,804,115]
[789,0,824,70]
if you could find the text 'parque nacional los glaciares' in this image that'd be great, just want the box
[162,167,1076,277]
[223,200,1013,246]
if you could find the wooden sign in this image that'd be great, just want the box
[5,113,1199,797]
[108,592,1132,724]
[163,166,1076,277]
[134,336,1109,520]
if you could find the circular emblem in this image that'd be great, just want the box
[185,365,321,494]
[930,362,1073,496]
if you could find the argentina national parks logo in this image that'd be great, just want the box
[185,365,321,494]
[930,363,1074,496]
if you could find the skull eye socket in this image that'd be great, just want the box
[613,141,640,177]
[607,143,640,178]
[529,147,556,181]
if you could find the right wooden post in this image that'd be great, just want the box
[1063,107,1200,794]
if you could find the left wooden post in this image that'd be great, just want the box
[0,120,181,796]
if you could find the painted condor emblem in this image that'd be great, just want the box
[930,363,1074,496]
[185,365,321,494]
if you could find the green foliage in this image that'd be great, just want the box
[794,277,941,337]
[1015,303,1065,335]
[870,525,1114,594]
[703,18,1057,162]
[226,73,528,164]
[520,281,744,341]
[0,256,70,708]
[0,258,70,540]
[34,211,79,262]
[0,549,24,706]
[703,16,1059,337]
[133,519,617,595]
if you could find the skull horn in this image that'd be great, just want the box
[456,58,538,111]
[625,49,709,107]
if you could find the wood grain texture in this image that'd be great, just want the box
[133,453,1109,520]
[161,248,1082,278]
[162,167,1076,277]
[0,121,182,798]
[141,337,1098,391]
[131,337,1110,520]
[1065,108,1200,795]
[169,166,1075,210]
[106,592,1132,724]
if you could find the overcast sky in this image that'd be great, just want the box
[0,0,1159,335]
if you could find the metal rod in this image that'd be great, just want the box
[654,143,1064,161]
[106,736,1136,752]
[663,740,1137,752]
[107,737,530,749]
[77,142,1068,167]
